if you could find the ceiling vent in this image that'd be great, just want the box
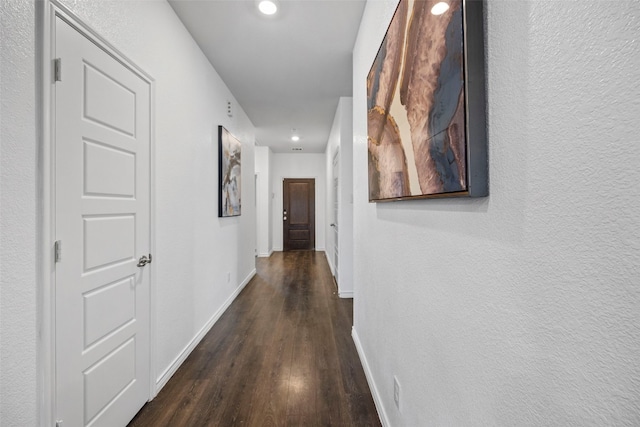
[291,147,303,151]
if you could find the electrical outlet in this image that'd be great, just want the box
[226,272,230,283]
[393,376,401,410]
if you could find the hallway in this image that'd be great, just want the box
[129,251,381,426]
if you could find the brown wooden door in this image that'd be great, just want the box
[283,178,315,251]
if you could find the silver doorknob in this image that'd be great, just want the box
[137,254,152,267]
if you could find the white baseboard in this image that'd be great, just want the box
[352,326,390,427]
[338,291,353,298]
[154,268,256,393]
[325,252,336,276]
[258,249,273,257]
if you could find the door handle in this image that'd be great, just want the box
[137,254,152,267]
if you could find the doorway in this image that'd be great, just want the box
[52,12,152,426]
[283,178,315,251]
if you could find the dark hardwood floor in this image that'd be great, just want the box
[129,251,381,427]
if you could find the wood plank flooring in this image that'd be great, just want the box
[129,251,381,427]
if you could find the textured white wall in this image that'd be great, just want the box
[271,153,326,251]
[1,2,256,424]
[325,97,354,296]
[255,146,272,256]
[353,1,640,426]
[0,1,38,425]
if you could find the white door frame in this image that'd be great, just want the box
[332,149,340,281]
[38,2,157,424]
[278,175,321,251]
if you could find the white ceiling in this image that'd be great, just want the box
[168,0,366,153]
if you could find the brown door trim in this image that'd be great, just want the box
[283,178,315,251]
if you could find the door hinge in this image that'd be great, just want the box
[54,240,62,263]
[54,58,62,82]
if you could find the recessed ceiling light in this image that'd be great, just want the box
[258,0,278,15]
[291,135,300,142]
[431,2,450,15]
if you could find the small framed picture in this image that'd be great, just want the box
[218,126,241,217]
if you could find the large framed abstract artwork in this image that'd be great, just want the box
[367,0,487,201]
[218,126,242,217]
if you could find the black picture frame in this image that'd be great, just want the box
[218,125,242,217]
[367,0,487,202]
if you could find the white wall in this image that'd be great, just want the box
[255,146,273,257]
[0,1,38,424]
[325,97,354,297]
[352,1,640,426]
[62,0,257,389]
[325,111,339,274]
[271,153,326,251]
[1,1,256,424]
[268,148,273,251]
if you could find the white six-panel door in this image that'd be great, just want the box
[54,15,151,427]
